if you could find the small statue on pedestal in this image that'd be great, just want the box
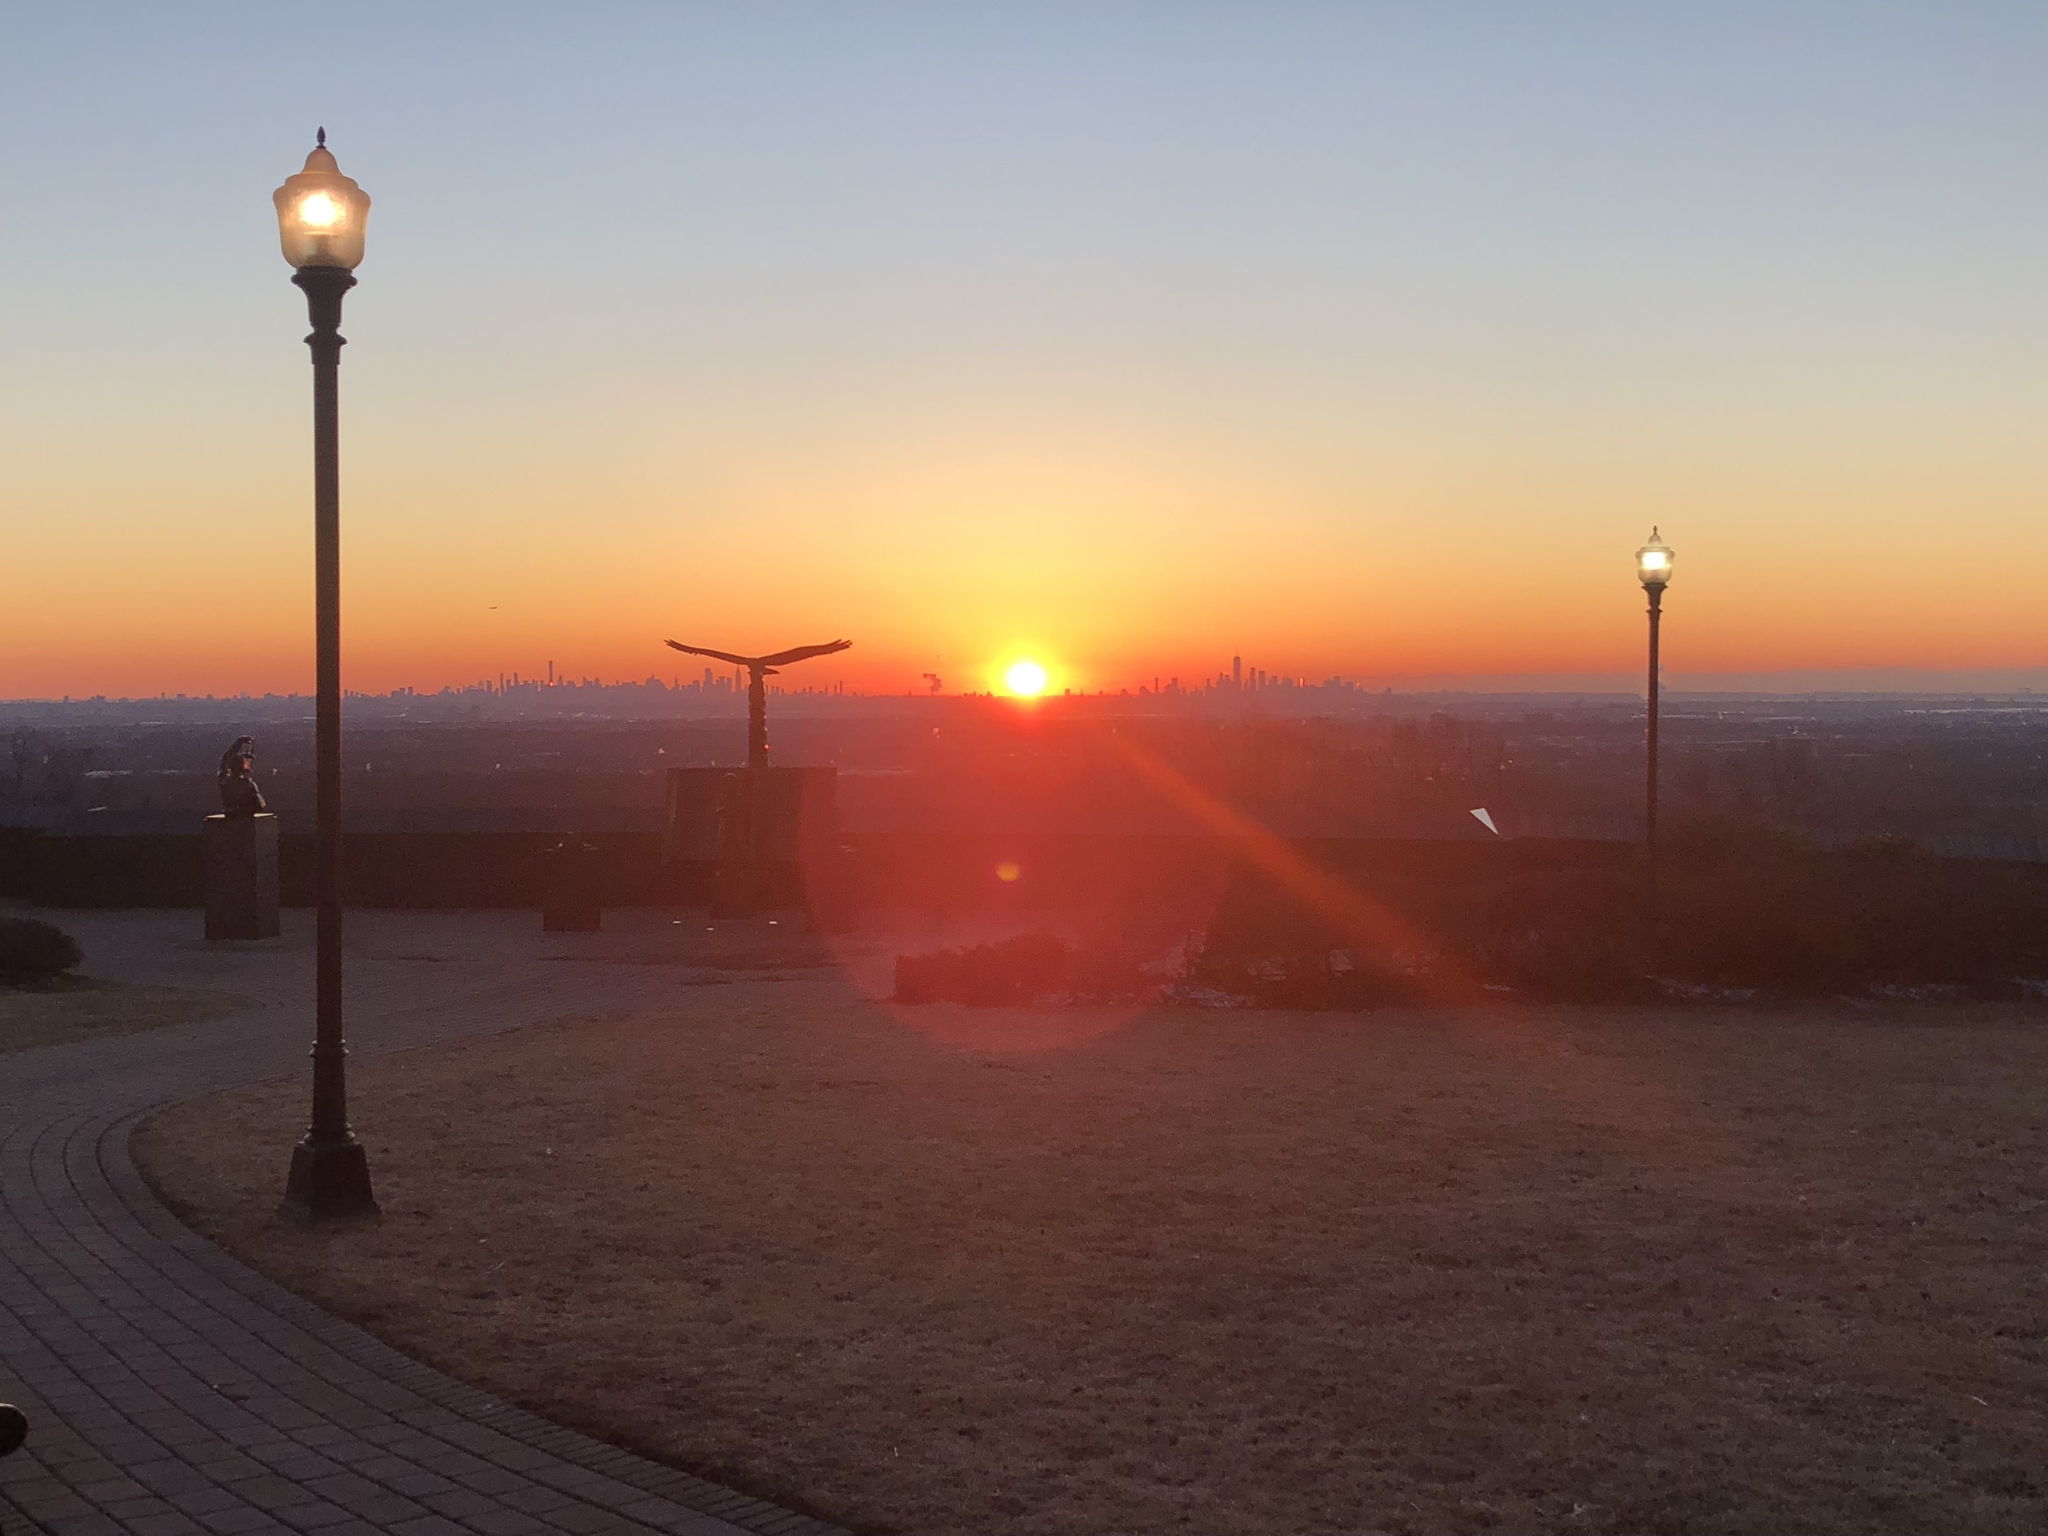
[217,737,268,817]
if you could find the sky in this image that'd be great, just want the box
[4,2,2047,699]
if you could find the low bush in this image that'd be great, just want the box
[1659,825,2048,994]
[1181,873,1431,1007]
[0,917,83,985]
[894,931,1151,1006]
[1188,830,2048,1005]
[1474,870,1662,1003]
[1224,961,1421,1011]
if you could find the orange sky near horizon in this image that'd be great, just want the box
[13,369,2048,699]
[6,6,2048,701]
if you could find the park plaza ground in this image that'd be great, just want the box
[5,904,2046,1536]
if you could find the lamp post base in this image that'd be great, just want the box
[280,1136,378,1222]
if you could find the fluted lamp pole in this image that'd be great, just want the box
[275,130,377,1219]
[1636,528,1674,962]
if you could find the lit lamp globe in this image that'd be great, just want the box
[272,132,370,270]
[1636,528,1674,590]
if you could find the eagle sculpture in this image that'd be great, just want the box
[664,638,852,769]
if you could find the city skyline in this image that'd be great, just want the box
[7,4,2048,700]
[21,655,2048,712]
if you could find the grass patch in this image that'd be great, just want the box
[1,976,245,1054]
[135,981,2048,1536]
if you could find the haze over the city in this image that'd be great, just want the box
[6,2,2047,699]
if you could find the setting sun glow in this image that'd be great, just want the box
[1004,660,1049,698]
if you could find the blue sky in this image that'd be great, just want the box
[5,3,2047,696]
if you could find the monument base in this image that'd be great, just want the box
[540,837,603,931]
[203,813,280,941]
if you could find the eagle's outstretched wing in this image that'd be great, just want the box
[756,639,853,668]
[664,640,756,668]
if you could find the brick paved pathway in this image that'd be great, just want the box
[1,909,847,1536]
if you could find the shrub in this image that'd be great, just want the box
[1657,828,2048,993]
[1183,875,1429,1007]
[1184,834,2048,1004]
[894,931,1150,1006]
[1232,960,1420,1010]
[1473,871,1660,1002]
[0,917,83,984]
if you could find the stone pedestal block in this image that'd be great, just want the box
[540,837,603,932]
[204,813,280,941]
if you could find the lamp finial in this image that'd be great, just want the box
[316,126,327,148]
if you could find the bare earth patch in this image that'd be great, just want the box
[135,977,2048,1536]
[1,976,245,1054]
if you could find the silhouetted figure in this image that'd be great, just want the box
[217,736,268,817]
[662,639,852,770]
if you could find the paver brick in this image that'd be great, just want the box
[167,1484,246,1517]
[388,1517,475,1536]
[269,1499,366,1529]
[462,1506,561,1535]
[196,1507,280,1535]
[459,1463,539,1496]
[130,1457,230,1497]
[550,1503,644,1534]
[422,1485,502,1519]
[44,1512,127,1536]
[101,1492,181,1522]
[128,1513,211,1536]
[387,1466,462,1498]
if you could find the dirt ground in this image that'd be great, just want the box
[135,972,2048,1536]
[1,976,244,1054]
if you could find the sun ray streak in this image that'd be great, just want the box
[1109,736,1490,1007]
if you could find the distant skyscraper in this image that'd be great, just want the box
[1232,654,1242,689]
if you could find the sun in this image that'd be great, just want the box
[1004,659,1049,698]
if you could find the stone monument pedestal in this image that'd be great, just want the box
[204,813,280,940]
[664,765,838,918]
[540,837,603,933]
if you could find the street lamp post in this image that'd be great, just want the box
[1636,528,1674,960]
[275,131,377,1220]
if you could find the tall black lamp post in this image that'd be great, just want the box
[274,131,377,1219]
[1636,528,1674,953]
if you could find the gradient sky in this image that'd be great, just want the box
[5,2,2047,698]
